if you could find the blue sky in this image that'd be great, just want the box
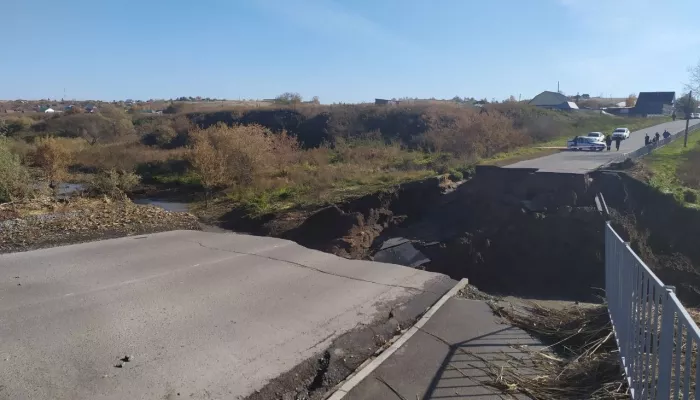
[2,0,699,103]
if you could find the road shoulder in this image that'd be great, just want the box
[243,274,457,400]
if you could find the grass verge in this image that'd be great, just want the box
[637,127,700,206]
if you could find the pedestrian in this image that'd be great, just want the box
[655,132,661,143]
[645,133,650,146]
[663,130,671,139]
[614,136,621,151]
[605,134,612,151]
[672,112,677,121]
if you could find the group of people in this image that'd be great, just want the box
[644,130,671,146]
[599,129,672,151]
[603,134,621,151]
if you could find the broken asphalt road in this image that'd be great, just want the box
[0,230,454,400]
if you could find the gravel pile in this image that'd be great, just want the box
[1,196,200,253]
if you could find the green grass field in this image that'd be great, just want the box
[642,128,700,206]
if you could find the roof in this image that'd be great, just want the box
[528,91,569,107]
[637,92,675,105]
[565,101,579,109]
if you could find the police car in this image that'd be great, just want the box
[567,136,606,151]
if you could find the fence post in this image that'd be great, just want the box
[655,286,676,400]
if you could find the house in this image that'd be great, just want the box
[631,92,675,116]
[85,104,98,113]
[375,98,400,105]
[528,91,579,110]
[44,107,55,113]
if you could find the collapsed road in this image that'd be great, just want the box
[0,230,454,399]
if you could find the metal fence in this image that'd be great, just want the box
[606,222,700,399]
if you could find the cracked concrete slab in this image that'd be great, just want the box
[0,230,454,400]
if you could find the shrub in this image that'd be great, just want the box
[448,168,464,181]
[0,139,31,202]
[89,169,141,197]
[188,123,303,204]
[33,136,73,189]
[0,116,34,137]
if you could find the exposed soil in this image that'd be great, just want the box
[0,196,200,253]
[244,276,454,400]
[592,170,700,305]
[201,164,700,306]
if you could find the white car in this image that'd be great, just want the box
[568,136,606,151]
[611,127,630,140]
[587,132,605,140]
[692,113,700,119]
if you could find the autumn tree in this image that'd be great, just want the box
[33,137,72,193]
[625,94,637,107]
[188,128,229,206]
[274,92,303,106]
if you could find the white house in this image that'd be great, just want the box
[44,108,55,113]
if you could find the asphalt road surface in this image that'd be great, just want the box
[507,119,700,173]
[0,230,453,400]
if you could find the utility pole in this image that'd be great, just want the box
[684,90,692,148]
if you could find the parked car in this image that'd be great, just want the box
[587,132,605,140]
[691,113,700,119]
[611,127,630,140]
[567,136,606,151]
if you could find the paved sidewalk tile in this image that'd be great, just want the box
[343,297,544,399]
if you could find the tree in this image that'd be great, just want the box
[506,95,517,103]
[311,96,320,105]
[33,137,72,193]
[675,93,699,117]
[65,106,83,115]
[686,60,700,93]
[274,92,303,106]
[625,94,637,107]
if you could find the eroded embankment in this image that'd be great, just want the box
[593,171,700,305]
[215,165,700,304]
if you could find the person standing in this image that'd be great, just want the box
[645,133,650,146]
[605,134,612,151]
[614,136,622,151]
[655,132,661,143]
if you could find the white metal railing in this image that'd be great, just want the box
[606,222,700,399]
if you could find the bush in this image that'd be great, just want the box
[0,139,31,202]
[89,169,141,197]
[447,168,463,181]
[33,136,73,188]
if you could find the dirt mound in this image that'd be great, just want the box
[0,196,200,253]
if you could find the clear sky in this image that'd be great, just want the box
[2,0,699,103]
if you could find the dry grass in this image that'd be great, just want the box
[479,302,629,400]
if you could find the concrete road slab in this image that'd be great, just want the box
[0,230,454,400]
[342,297,543,400]
[507,120,700,173]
